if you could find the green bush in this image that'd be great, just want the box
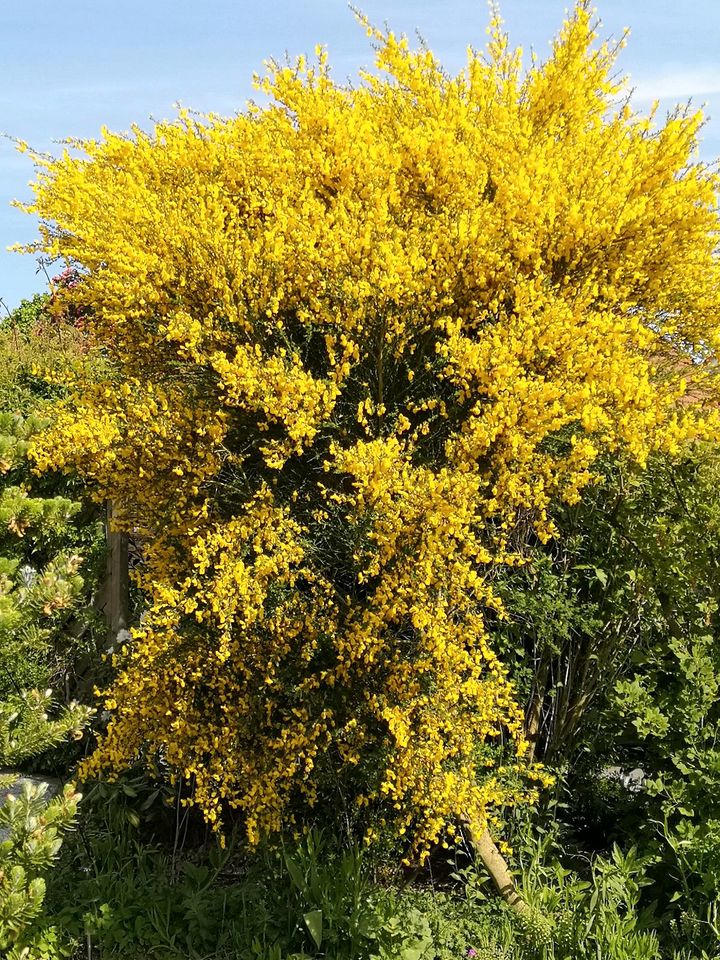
[490,444,720,955]
[0,689,89,959]
[0,290,99,958]
[0,411,103,702]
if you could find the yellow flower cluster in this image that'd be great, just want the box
[23,4,720,857]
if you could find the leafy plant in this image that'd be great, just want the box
[0,689,89,959]
[49,823,434,960]
[0,411,103,702]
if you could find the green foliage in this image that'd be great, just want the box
[0,550,86,697]
[0,288,99,959]
[565,450,720,949]
[0,781,82,960]
[511,824,661,959]
[0,689,88,960]
[264,831,433,960]
[0,411,52,474]
[51,794,709,960]
[0,411,103,701]
[49,817,436,960]
[0,299,88,415]
[0,689,89,769]
[490,443,720,953]
[2,294,49,335]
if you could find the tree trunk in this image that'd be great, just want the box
[525,651,551,763]
[104,501,129,650]
[466,822,529,913]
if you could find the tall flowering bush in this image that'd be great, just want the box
[21,5,720,859]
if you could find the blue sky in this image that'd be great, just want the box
[1,0,719,310]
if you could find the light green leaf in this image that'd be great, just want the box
[303,909,323,949]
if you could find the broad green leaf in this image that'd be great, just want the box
[303,909,323,949]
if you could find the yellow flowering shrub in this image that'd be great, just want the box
[20,4,720,858]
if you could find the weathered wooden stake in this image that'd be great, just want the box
[104,500,129,650]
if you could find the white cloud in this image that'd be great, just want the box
[629,66,720,103]
[0,78,179,104]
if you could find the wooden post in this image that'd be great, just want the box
[104,501,129,650]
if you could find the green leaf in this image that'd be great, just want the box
[303,909,323,948]
[285,855,307,894]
